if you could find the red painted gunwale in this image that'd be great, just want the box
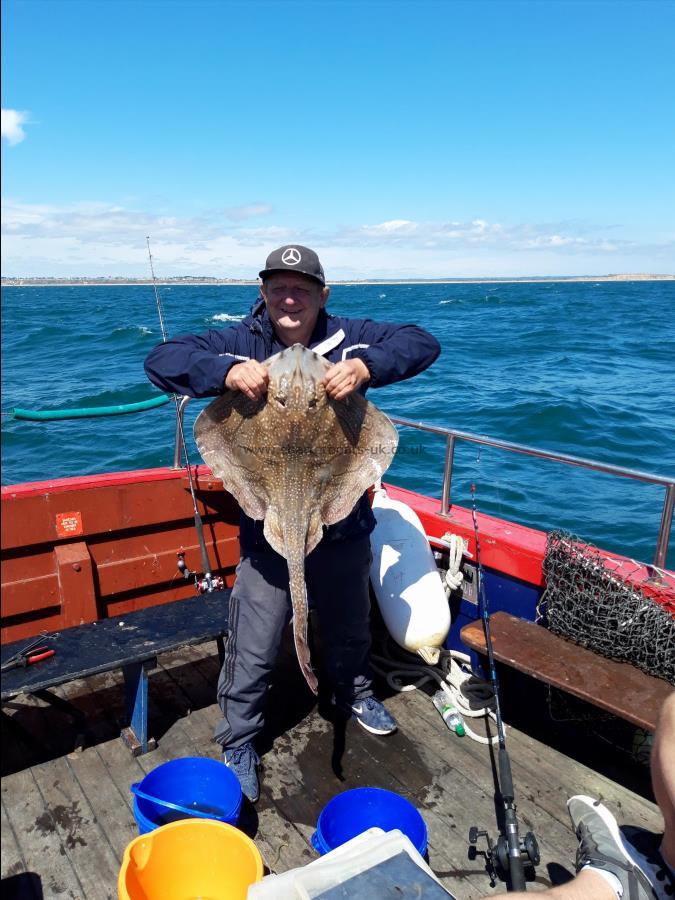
[2,466,673,645]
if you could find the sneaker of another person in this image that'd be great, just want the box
[348,696,398,735]
[223,742,260,803]
[567,795,669,899]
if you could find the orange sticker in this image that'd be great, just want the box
[55,511,83,538]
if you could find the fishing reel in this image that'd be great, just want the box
[177,552,224,594]
[468,826,540,888]
[195,574,225,594]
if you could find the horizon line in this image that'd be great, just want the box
[2,273,674,286]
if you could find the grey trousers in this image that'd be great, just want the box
[214,535,374,749]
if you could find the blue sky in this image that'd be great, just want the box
[2,0,674,278]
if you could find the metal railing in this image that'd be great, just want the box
[171,397,674,569]
[391,415,674,570]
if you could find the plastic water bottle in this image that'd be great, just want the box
[432,690,465,736]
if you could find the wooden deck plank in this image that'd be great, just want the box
[158,650,218,716]
[394,675,662,832]
[2,766,84,899]
[65,746,139,863]
[392,679,662,852]
[254,801,316,874]
[152,665,318,875]
[30,756,121,900]
[134,715,204,777]
[383,679,664,897]
[283,709,470,885]
[46,675,120,755]
[312,715,495,897]
[163,647,321,875]
[1,793,44,900]
[341,689,564,893]
[135,654,317,873]
[246,650,518,897]
[2,689,75,773]
[384,689,577,893]
[93,739,146,819]
[501,726,661,832]
[163,645,322,872]
[1,794,27,880]
[2,641,666,899]
[453,705,660,832]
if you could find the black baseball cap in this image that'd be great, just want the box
[259,245,326,286]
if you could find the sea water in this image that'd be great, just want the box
[2,280,674,568]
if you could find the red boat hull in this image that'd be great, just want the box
[2,466,673,644]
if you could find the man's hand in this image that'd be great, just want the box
[323,358,371,400]
[225,360,269,400]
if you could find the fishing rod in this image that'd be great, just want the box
[146,236,222,594]
[468,484,539,891]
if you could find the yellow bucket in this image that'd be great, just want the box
[118,818,264,900]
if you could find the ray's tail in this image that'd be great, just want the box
[287,554,318,695]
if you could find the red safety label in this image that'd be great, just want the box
[55,511,84,537]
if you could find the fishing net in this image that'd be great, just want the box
[538,530,675,685]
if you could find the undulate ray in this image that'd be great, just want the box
[194,344,399,693]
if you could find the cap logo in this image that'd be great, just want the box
[281,247,302,266]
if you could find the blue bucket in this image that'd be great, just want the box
[131,757,242,835]
[311,787,427,856]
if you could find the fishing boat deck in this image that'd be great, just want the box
[1,635,664,900]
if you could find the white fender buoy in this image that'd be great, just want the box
[369,487,451,664]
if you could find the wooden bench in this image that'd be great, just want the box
[1,590,231,755]
[460,611,673,733]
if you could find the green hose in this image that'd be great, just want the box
[12,394,172,421]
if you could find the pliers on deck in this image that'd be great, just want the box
[1,634,56,673]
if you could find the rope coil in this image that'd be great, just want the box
[371,637,500,745]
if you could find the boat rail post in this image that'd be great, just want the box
[653,482,674,574]
[440,434,456,516]
[172,396,190,469]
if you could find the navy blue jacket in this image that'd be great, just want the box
[145,300,440,551]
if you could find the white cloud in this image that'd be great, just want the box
[1,109,30,145]
[361,219,418,236]
[223,203,273,221]
[1,199,671,278]
[336,218,633,256]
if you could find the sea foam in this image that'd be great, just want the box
[211,313,245,322]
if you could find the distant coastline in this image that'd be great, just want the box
[2,273,673,287]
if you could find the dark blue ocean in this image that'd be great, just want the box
[2,281,674,569]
